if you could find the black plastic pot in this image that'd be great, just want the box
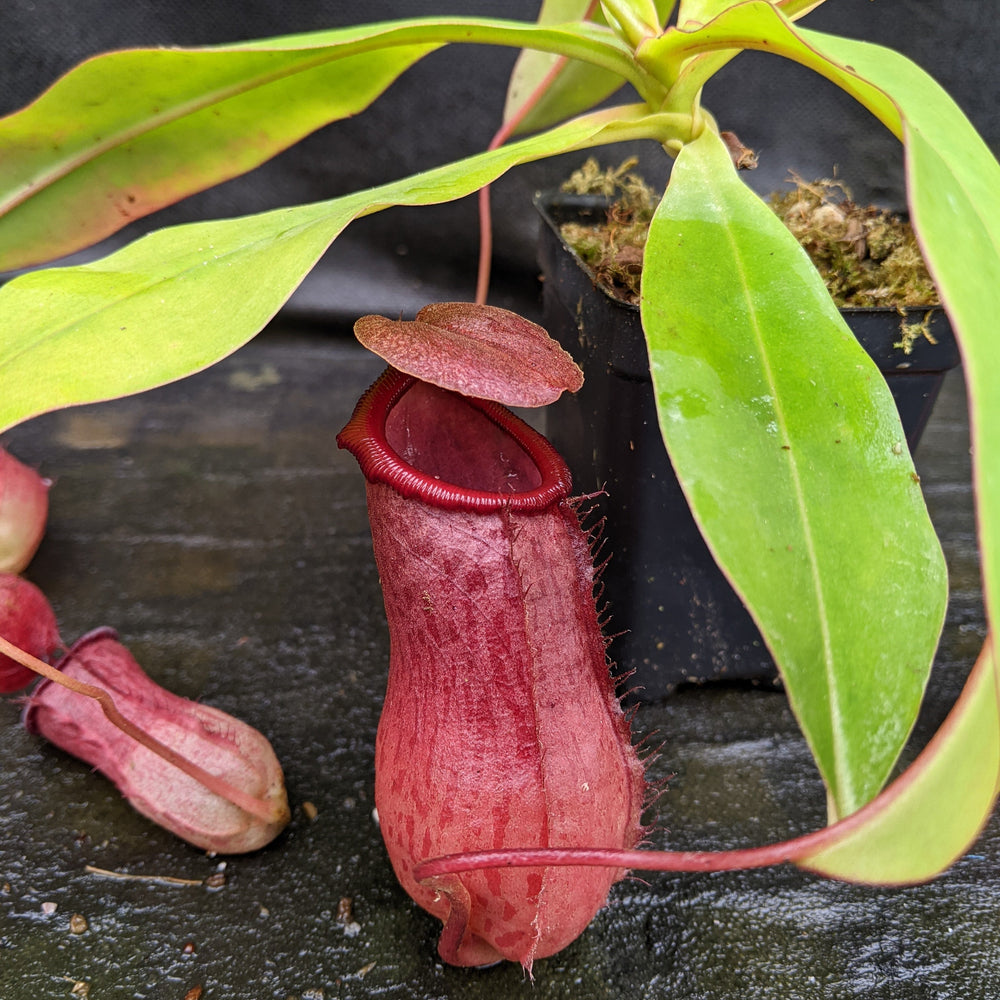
[536,190,962,698]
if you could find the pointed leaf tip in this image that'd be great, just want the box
[354,302,584,407]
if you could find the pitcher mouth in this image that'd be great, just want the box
[336,367,572,513]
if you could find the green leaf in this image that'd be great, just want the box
[503,2,627,136]
[0,105,666,433]
[796,639,1000,883]
[0,34,430,271]
[677,0,825,26]
[642,0,1000,841]
[502,0,675,136]
[642,2,902,122]
[640,127,947,818]
[0,17,637,271]
[676,0,745,25]
[791,26,1000,775]
[649,2,1000,829]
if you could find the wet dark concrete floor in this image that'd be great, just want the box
[0,327,993,999]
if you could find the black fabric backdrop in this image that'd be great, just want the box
[2,1,997,324]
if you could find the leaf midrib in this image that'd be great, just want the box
[722,222,849,809]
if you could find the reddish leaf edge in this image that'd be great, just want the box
[414,637,998,888]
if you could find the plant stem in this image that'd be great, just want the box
[410,802,863,881]
[600,0,663,48]
[0,634,279,824]
[475,59,569,305]
[476,0,604,305]
[413,838,822,881]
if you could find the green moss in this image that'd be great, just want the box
[558,160,939,320]
[769,174,939,309]
[558,157,657,305]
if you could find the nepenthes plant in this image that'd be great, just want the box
[0,0,998,970]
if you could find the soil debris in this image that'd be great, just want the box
[721,130,759,170]
[336,895,362,937]
[83,863,219,888]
